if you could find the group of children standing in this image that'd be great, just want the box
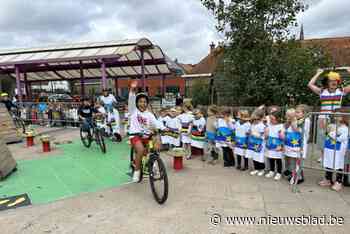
[204,105,311,183]
[158,102,349,191]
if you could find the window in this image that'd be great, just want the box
[121,87,129,98]
[166,86,179,94]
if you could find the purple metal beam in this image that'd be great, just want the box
[140,49,145,92]
[101,60,107,90]
[80,61,85,97]
[15,66,22,102]
[27,73,172,84]
[23,72,30,99]
[1,58,167,75]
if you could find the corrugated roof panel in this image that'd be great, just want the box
[78,48,101,57]
[146,65,158,74]
[110,67,126,76]
[123,66,137,75]
[60,49,84,58]
[157,64,170,73]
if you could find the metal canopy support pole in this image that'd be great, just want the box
[115,78,119,97]
[101,60,107,90]
[15,65,22,103]
[161,74,165,98]
[140,49,146,92]
[80,61,85,97]
[24,72,30,100]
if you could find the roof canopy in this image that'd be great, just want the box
[0,38,171,82]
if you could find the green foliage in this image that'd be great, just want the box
[191,81,210,106]
[201,0,331,106]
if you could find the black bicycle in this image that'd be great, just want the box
[129,133,168,204]
[80,118,106,154]
[11,109,26,134]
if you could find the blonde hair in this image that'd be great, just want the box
[296,104,308,114]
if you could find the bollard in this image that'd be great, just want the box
[42,141,50,152]
[40,135,51,153]
[25,131,35,147]
[173,155,183,170]
[26,136,34,147]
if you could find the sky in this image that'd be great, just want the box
[0,0,349,64]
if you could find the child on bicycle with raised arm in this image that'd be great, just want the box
[129,93,167,183]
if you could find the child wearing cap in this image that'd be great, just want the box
[234,110,251,171]
[264,106,285,180]
[247,108,266,176]
[177,103,194,158]
[216,107,235,167]
[189,109,206,160]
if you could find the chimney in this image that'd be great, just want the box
[210,42,215,53]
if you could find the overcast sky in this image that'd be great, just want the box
[0,0,349,64]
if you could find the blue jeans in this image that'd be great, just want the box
[82,118,93,132]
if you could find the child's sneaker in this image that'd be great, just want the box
[331,182,343,192]
[186,155,192,160]
[257,170,265,177]
[132,170,141,183]
[318,179,332,187]
[274,173,282,181]
[265,171,275,178]
[250,170,259,176]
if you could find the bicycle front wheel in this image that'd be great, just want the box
[148,154,168,204]
[80,127,92,148]
[95,129,106,154]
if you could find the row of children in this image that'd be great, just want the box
[19,102,80,127]
[158,102,349,192]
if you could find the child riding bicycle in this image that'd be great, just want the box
[78,98,98,136]
[129,93,167,183]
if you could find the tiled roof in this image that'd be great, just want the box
[189,47,224,75]
[178,63,194,74]
[301,37,350,67]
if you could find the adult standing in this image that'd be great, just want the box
[128,81,138,116]
[308,68,350,152]
[100,89,117,112]
[175,93,183,106]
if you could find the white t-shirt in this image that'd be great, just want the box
[177,112,194,132]
[129,109,165,135]
[323,124,348,169]
[100,94,117,106]
[265,124,284,159]
[128,91,137,116]
[246,122,265,160]
[284,118,311,158]
[234,121,251,156]
[215,118,234,148]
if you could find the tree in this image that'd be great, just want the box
[202,0,331,106]
[191,80,210,106]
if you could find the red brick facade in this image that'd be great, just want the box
[115,74,185,97]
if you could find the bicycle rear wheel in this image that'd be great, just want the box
[148,154,168,204]
[80,127,92,148]
[95,129,106,154]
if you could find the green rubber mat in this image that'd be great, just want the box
[0,140,131,205]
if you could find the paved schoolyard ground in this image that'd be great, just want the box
[0,127,350,234]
